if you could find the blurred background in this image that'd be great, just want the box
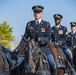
[0,0,76,50]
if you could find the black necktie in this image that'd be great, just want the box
[37,21,39,25]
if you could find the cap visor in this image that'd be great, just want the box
[71,25,76,27]
[34,10,42,13]
[55,18,61,20]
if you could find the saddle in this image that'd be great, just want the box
[48,42,65,68]
[1,46,25,69]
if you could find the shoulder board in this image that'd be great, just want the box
[30,20,35,23]
[27,20,34,27]
[62,25,66,28]
[43,20,49,24]
[43,20,47,23]
[61,25,67,30]
[27,22,31,27]
[43,21,50,27]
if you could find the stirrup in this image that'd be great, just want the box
[56,63,65,68]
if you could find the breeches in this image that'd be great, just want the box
[40,46,56,70]
[40,46,51,56]
[63,48,73,61]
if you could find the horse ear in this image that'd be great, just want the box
[21,35,28,43]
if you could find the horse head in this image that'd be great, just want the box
[22,37,41,73]
[17,36,51,75]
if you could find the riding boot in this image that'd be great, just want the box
[47,54,57,75]
[69,58,76,75]
[51,68,57,75]
[70,59,74,68]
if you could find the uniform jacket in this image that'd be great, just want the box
[22,20,51,47]
[15,20,51,56]
[51,25,68,49]
[67,32,76,47]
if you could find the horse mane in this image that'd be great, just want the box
[0,47,9,73]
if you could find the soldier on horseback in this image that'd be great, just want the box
[67,22,76,48]
[15,5,57,75]
[67,22,76,71]
[51,14,76,75]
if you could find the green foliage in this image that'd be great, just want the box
[0,21,15,49]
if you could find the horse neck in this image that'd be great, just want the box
[0,50,9,72]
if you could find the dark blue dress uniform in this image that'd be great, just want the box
[51,14,74,70]
[51,25,68,49]
[67,22,76,48]
[24,20,57,74]
[15,5,56,74]
[24,20,51,46]
[67,22,76,72]
[67,32,76,48]
[24,20,56,70]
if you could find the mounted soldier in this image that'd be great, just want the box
[15,5,56,75]
[67,22,76,71]
[67,22,76,49]
[51,14,76,75]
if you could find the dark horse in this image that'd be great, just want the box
[70,46,76,71]
[0,46,21,75]
[17,37,51,75]
[73,47,76,71]
[0,47,10,75]
[48,42,75,75]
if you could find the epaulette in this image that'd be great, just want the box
[27,20,34,24]
[30,20,35,23]
[27,20,34,28]
[62,25,66,28]
[43,21,50,27]
[43,21,49,23]
[62,25,67,30]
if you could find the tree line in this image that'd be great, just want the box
[0,21,14,49]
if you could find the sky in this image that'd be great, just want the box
[0,0,76,40]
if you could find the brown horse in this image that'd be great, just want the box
[17,37,51,75]
[48,42,65,75]
[47,42,74,75]
[0,48,10,75]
